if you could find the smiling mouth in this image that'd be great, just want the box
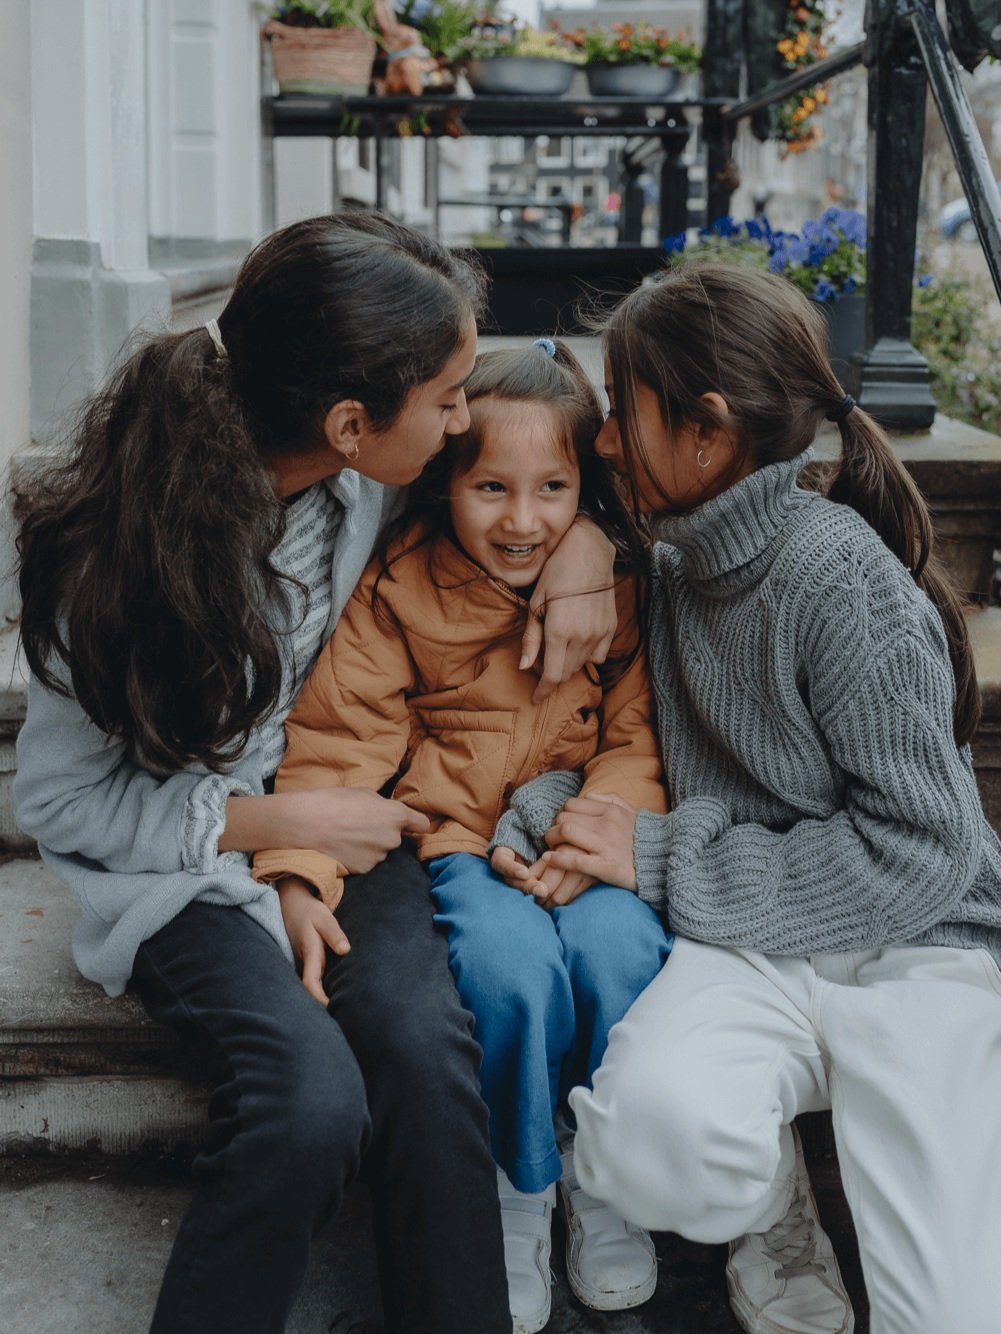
[497,544,538,557]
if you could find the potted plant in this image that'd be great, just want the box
[263,1,378,97]
[662,210,880,382]
[564,22,701,98]
[453,15,583,97]
[380,0,477,93]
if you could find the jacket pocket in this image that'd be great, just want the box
[399,708,517,835]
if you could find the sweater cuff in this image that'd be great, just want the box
[181,775,254,874]
[487,810,541,864]
[633,800,732,914]
[512,770,584,843]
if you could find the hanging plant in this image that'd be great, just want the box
[775,0,830,155]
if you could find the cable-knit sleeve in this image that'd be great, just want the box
[634,575,984,953]
[488,770,584,862]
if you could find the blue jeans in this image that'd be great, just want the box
[132,848,511,1334]
[429,852,672,1194]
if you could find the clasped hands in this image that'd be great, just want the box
[491,792,638,907]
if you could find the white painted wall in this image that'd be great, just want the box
[0,2,34,620]
[32,0,151,267]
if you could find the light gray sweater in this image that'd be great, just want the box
[494,451,1001,965]
[14,471,399,997]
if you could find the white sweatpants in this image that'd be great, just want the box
[569,937,1001,1334]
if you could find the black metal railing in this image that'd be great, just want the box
[710,0,1001,430]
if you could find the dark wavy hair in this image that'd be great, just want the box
[375,339,647,673]
[16,211,486,771]
[600,261,979,745]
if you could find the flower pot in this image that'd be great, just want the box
[263,20,377,96]
[819,292,866,388]
[585,64,679,98]
[465,57,576,97]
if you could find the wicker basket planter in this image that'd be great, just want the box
[264,19,376,96]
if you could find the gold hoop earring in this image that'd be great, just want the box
[344,442,360,461]
[697,448,712,469]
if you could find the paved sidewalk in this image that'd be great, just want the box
[1,1148,867,1333]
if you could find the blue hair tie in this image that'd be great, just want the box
[532,337,557,358]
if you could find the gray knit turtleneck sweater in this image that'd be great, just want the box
[493,450,1001,965]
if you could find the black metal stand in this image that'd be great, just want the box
[847,0,937,429]
[260,92,718,242]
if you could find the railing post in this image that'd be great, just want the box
[659,123,693,238]
[702,0,743,223]
[848,0,937,429]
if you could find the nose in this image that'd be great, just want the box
[500,494,539,536]
[445,388,470,435]
[595,414,621,463]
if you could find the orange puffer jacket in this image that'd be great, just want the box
[253,525,667,909]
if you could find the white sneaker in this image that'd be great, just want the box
[726,1125,854,1334]
[556,1139,658,1311]
[497,1168,554,1334]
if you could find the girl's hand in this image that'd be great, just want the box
[223,787,431,872]
[522,517,617,701]
[278,875,350,1005]
[543,792,638,891]
[491,846,544,895]
[528,855,597,908]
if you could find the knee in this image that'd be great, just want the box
[245,1040,371,1186]
[449,915,569,1027]
[570,1047,778,1242]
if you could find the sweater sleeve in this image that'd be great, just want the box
[252,560,416,897]
[634,590,985,954]
[15,671,255,876]
[488,770,584,862]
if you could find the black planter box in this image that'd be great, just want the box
[466,246,667,336]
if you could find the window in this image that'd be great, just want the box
[537,135,571,168]
[574,138,610,168]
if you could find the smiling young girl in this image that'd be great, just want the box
[522,263,1001,1334]
[254,339,673,1333]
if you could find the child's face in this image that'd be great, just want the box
[596,370,707,514]
[449,399,581,588]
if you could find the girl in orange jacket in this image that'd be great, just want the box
[255,340,673,1332]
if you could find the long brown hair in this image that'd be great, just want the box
[16,212,486,771]
[601,262,978,745]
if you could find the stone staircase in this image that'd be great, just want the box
[5,414,1001,1331]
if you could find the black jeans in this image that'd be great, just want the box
[132,848,511,1334]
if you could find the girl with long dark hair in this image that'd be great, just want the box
[13,212,620,1334]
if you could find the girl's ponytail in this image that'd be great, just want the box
[602,262,979,747]
[16,325,292,772]
[17,212,484,772]
[830,408,980,746]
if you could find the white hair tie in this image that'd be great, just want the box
[205,318,228,359]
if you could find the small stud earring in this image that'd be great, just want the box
[697,448,712,469]
[344,442,360,461]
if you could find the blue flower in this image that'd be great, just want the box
[843,276,858,296]
[708,215,740,238]
[916,273,933,288]
[812,278,837,302]
[662,232,687,254]
[744,218,765,241]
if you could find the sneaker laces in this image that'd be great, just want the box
[762,1185,825,1280]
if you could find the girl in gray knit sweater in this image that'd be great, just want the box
[496,264,1001,1334]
